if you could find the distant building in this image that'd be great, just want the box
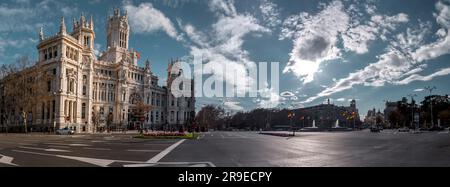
[292,99,361,129]
[364,108,384,127]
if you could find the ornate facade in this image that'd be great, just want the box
[0,9,195,133]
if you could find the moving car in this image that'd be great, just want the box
[56,127,75,135]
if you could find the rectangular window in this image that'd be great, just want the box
[44,49,48,60]
[48,48,53,59]
[81,103,86,119]
[53,46,57,57]
[82,86,86,96]
[47,81,51,92]
[150,111,154,123]
[52,100,55,119]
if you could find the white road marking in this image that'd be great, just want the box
[83,147,112,151]
[123,163,157,167]
[56,155,115,167]
[146,139,186,163]
[18,146,71,152]
[0,154,18,166]
[69,144,91,147]
[91,140,106,143]
[157,162,216,167]
[189,163,209,167]
[12,150,145,167]
[44,143,68,146]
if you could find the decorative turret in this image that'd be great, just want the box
[145,59,151,73]
[80,13,86,27]
[59,16,66,35]
[90,15,94,30]
[39,26,44,41]
[72,18,76,31]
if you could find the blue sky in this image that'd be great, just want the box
[1,0,450,118]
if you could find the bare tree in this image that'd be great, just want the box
[91,107,100,133]
[134,100,153,133]
[1,56,53,133]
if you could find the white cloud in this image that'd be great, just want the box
[412,0,450,62]
[281,1,410,84]
[342,13,409,54]
[223,101,244,111]
[208,0,237,17]
[336,98,346,102]
[180,1,270,96]
[94,43,103,57]
[0,37,31,56]
[303,0,450,104]
[259,0,281,28]
[395,68,450,85]
[124,2,180,40]
[280,1,349,83]
[414,88,425,92]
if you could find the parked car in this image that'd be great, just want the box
[398,127,410,133]
[370,126,381,133]
[56,127,75,135]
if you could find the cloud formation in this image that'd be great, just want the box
[124,2,180,40]
[179,0,270,97]
[303,0,450,104]
[280,1,349,83]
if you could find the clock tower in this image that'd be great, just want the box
[107,8,129,50]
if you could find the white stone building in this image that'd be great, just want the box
[0,9,195,133]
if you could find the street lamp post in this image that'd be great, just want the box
[53,92,57,134]
[407,94,417,130]
[424,86,436,128]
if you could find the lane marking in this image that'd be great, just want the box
[189,163,209,167]
[56,155,115,167]
[91,140,107,143]
[123,163,157,167]
[18,146,71,152]
[69,144,91,147]
[0,154,18,166]
[146,139,186,163]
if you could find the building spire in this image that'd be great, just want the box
[39,26,44,41]
[59,16,66,35]
[72,18,77,31]
[80,13,86,27]
[90,15,94,30]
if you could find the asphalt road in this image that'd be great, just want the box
[161,130,450,167]
[1,130,450,167]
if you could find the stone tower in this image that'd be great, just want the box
[107,8,129,50]
[72,13,95,51]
